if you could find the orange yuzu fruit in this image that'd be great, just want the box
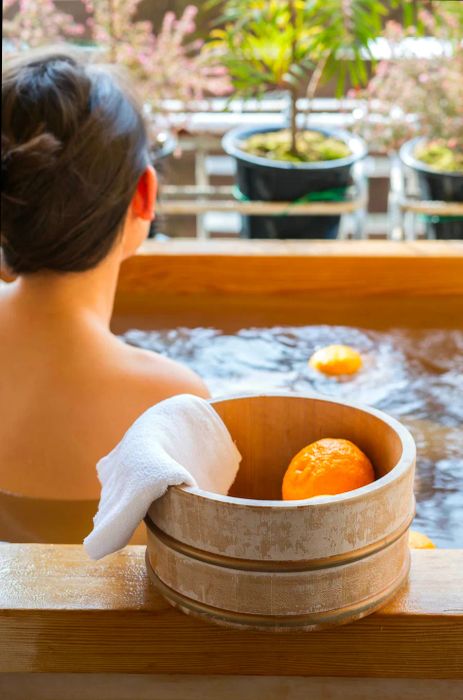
[282,437,375,500]
[309,344,363,376]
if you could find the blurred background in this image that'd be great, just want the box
[3,0,463,240]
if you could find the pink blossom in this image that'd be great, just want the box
[3,0,85,50]
[81,2,231,122]
[354,8,463,154]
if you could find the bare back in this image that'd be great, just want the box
[0,51,211,538]
[0,283,208,501]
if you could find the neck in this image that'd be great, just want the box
[14,248,122,330]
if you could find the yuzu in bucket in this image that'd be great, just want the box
[282,438,375,500]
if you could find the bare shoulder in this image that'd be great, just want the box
[119,342,210,400]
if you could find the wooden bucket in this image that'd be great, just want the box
[145,393,416,631]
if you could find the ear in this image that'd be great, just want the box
[132,165,157,221]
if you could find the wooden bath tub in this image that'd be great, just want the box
[116,238,462,629]
[1,240,462,697]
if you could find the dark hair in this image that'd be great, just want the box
[1,49,149,274]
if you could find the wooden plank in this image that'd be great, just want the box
[112,240,463,331]
[115,241,463,298]
[158,198,365,215]
[0,544,462,678]
[400,198,463,217]
[111,293,463,333]
[131,240,463,259]
[1,674,463,700]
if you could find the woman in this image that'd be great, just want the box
[0,50,208,542]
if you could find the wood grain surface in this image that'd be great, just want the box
[4,240,463,329]
[2,674,463,700]
[111,240,463,331]
[116,240,463,296]
[0,544,462,678]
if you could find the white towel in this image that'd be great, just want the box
[84,394,241,560]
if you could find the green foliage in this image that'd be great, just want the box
[209,1,314,96]
[209,0,389,99]
[307,0,388,96]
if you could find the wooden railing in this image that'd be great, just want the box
[0,544,462,676]
[0,544,462,699]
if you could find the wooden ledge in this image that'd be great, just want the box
[4,240,463,329]
[0,544,462,678]
[118,241,463,298]
[119,241,463,298]
[111,240,463,331]
[134,240,463,258]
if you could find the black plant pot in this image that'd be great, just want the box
[400,138,463,240]
[222,126,367,239]
[149,132,177,238]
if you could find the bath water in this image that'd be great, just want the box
[123,326,463,548]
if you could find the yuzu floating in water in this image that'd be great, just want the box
[282,438,375,500]
[309,344,363,376]
[408,530,436,549]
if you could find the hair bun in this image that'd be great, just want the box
[1,131,62,196]
[2,49,148,274]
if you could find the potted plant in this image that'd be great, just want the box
[354,5,463,239]
[208,0,389,239]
